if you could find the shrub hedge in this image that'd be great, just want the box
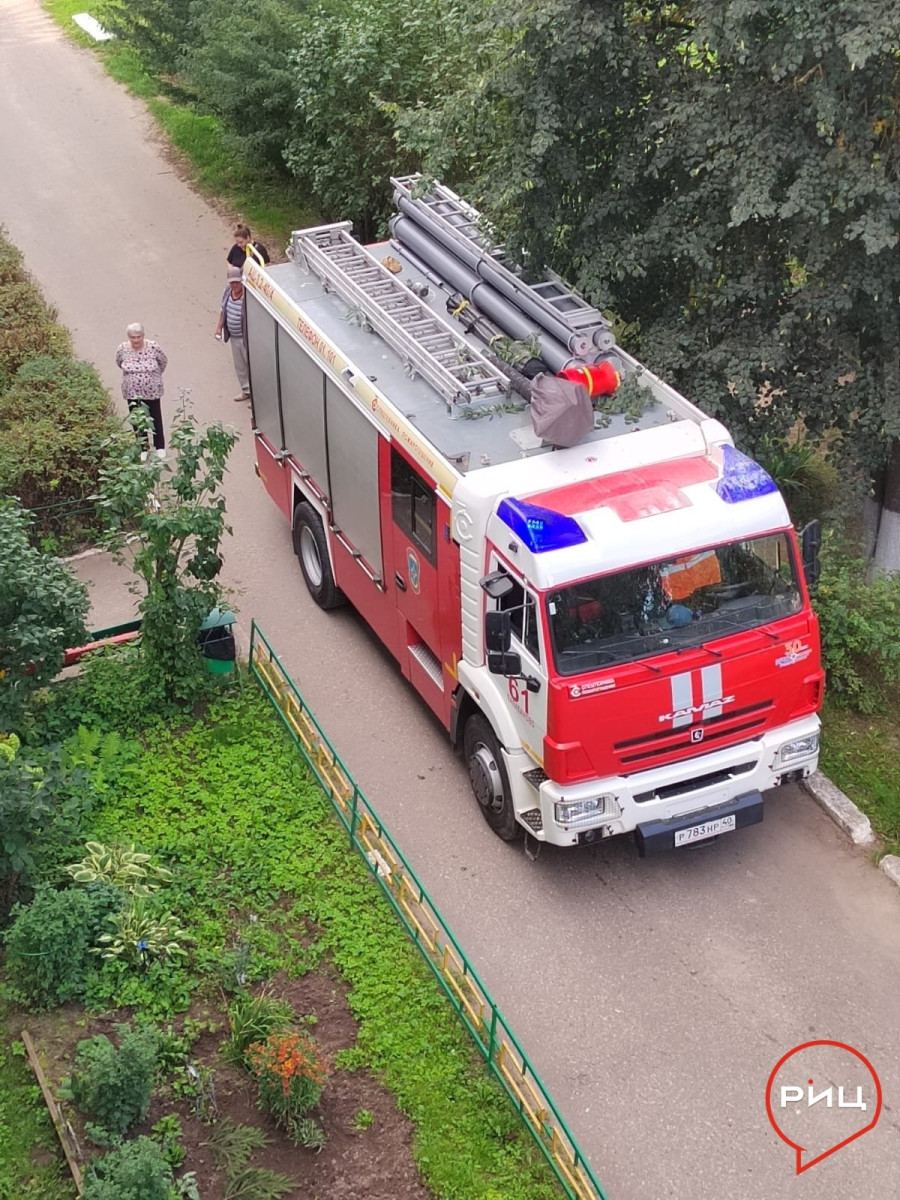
[0,228,115,548]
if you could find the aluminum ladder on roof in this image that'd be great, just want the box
[291,222,510,412]
[391,174,614,345]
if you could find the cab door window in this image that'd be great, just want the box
[496,568,541,662]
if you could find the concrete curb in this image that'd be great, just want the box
[803,771,876,847]
[880,855,900,890]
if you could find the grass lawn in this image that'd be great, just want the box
[42,1,318,248]
[0,680,564,1199]
[820,701,900,857]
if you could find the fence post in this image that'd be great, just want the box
[349,784,360,845]
[487,1005,499,1066]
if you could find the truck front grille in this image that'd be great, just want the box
[616,701,773,767]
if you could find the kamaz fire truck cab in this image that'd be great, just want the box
[243,176,823,853]
[452,433,821,850]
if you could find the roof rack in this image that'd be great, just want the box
[292,222,511,412]
[391,175,614,351]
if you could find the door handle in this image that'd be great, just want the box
[394,572,407,592]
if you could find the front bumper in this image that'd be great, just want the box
[506,713,820,847]
[634,790,764,855]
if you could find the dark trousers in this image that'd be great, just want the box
[128,398,165,450]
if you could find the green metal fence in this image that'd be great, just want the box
[249,621,607,1200]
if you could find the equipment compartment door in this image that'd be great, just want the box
[389,446,442,691]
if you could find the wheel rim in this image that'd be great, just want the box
[469,743,506,814]
[299,526,323,588]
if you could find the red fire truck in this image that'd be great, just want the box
[243,177,823,852]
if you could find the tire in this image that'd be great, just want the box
[463,715,520,842]
[292,502,346,611]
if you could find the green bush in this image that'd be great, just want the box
[0,355,116,539]
[0,237,26,287]
[36,643,178,743]
[70,1025,160,1142]
[83,1136,174,1200]
[3,885,120,1009]
[0,729,104,914]
[0,283,70,390]
[94,0,199,74]
[0,228,114,544]
[0,500,90,734]
[813,549,900,713]
[755,437,839,530]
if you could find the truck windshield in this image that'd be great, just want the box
[546,532,801,676]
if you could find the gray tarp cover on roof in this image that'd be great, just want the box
[529,373,593,448]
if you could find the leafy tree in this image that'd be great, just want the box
[185,0,311,170]
[94,0,199,73]
[98,400,237,702]
[0,500,89,733]
[284,0,476,236]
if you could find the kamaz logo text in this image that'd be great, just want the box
[659,696,735,724]
[659,666,734,727]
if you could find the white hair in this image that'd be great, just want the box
[126,322,144,336]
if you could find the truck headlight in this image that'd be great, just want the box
[777,734,819,764]
[554,794,618,828]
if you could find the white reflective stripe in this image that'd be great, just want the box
[700,664,723,719]
[670,671,694,728]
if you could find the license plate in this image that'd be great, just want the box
[674,814,736,847]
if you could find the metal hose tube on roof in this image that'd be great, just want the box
[395,194,598,358]
[390,215,573,374]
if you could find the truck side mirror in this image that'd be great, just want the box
[488,651,523,677]
[485,609,512,653]
[480,570,515,600]
[800,520,822,588]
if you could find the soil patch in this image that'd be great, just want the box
[21,960,431,1200]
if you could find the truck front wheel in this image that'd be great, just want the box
[292,503,346,610]
[463,715,520,842]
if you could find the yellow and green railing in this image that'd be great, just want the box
[249,621,608,1200]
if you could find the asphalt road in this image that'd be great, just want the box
[2,4,898,1196]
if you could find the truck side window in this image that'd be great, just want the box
[391,448,436,563]
[497,570,541,663]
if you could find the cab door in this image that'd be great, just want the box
[488,557,548,766]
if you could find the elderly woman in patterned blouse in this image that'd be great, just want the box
[115,323,168,459]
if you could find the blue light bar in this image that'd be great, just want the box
[716,445,778,504]
[497,497,587,553]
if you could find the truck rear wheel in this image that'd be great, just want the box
[292,502,346,611]
[463,715,520,842]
